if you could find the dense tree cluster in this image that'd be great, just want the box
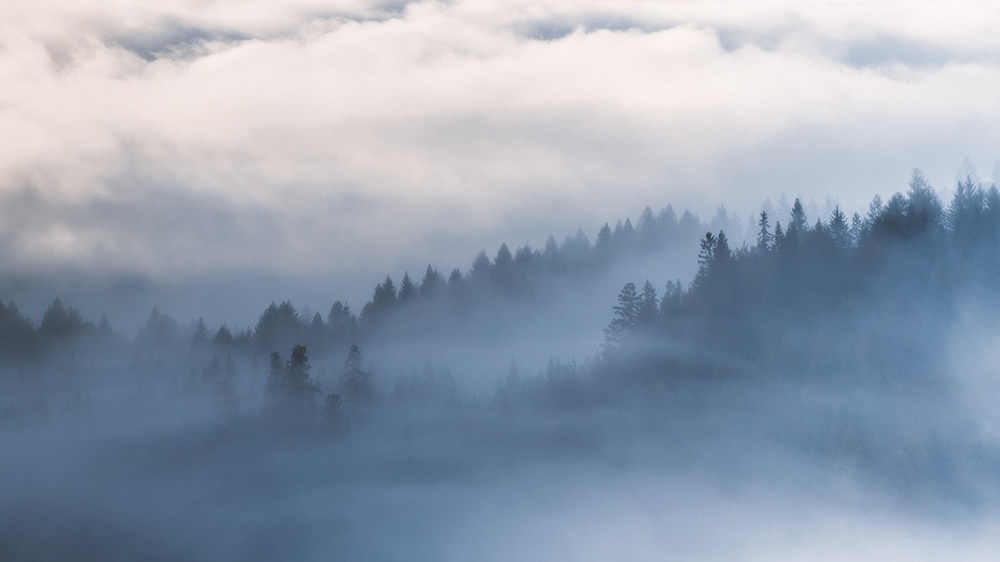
[3,168,1000,433]
[601,170,1000,392]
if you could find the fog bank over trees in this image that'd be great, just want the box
[2,169,1000,560]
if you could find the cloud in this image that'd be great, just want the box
[2,0,1000,288]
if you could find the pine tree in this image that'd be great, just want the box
[285,344,319,407]
[787,198,808,242]
[829,206,850,250]
[398,272,417,302]
[693,232,717,288]
[604,282,638,349]
[419,265,444,297]
[714,231,732,265]
[637,280,659,327]
[773,221,785,250]
[756,211,772,252]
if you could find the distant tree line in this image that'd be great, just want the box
[600,169,1000,391]
[4,168,1000,426]
[0,203,707,370]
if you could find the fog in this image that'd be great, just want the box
[5,0,1000,558]
[3,178,1000,559]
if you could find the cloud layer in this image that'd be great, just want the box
[3,0,1000,287]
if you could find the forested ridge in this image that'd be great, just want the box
[1,169,999,419]
[3,170,1000,561]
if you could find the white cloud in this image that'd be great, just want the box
[2,0,1000,283]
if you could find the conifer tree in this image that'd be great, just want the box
[756,211,772,252]
[829,206,850,250]
[604,282,638,350]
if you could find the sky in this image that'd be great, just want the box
[3,0,1000,316]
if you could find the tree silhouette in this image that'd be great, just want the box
[265,345,320,415]
[398,272,417,303]
[829,207,850,250]
[756,211,772,252]
[419,265,445,297]
[637,280,659,327]
[604,282,638,350]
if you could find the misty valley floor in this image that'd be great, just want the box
[1,383,998,562]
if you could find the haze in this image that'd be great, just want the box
[2,1,1000,561]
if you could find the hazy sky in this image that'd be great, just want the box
[3,0,1000,295]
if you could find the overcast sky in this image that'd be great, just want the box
[3,0,1000,307]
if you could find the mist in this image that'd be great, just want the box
[3,174,1000,559]
[5,0,1000,559]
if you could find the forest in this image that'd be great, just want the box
[1,169,999,560]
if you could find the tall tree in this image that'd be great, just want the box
[773,221,785,250]
[637,280,659,327]
[285,344,319,407]
[693,232,717,288]
[604,282,638,350]
[265,345,319,413]
[419,265,444,297]
[829,206,850,250]
[905,168,943,234]
[398,272,417,303]
[787,198,808,242]
[756,210,772,252]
